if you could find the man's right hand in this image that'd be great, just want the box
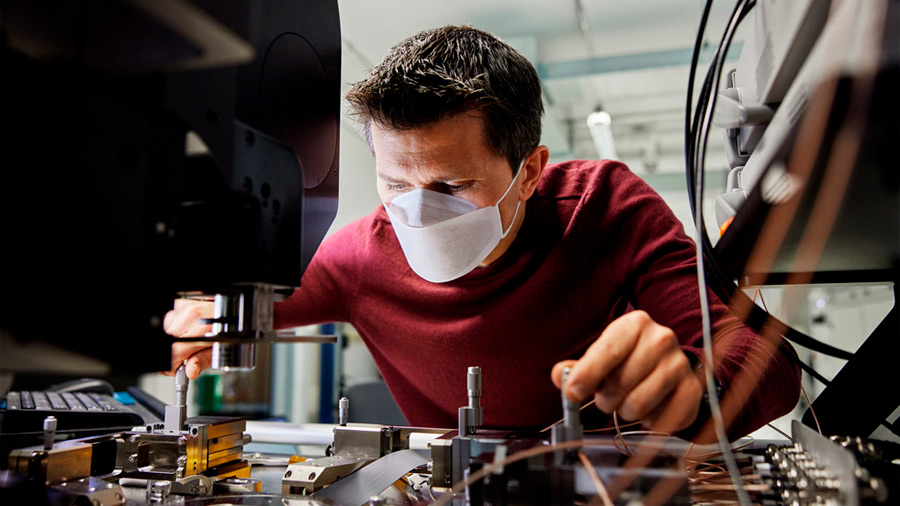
[163,299,214,380]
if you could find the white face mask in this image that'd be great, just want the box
[384,162,524,283]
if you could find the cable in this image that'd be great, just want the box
[0,425,138,437]
[752,289,769,312]
[584,421,642,433]
[540,399,640,434]
[796,357,832,386]
[793,346,897,433]
[612,411,633,456]
[800,383,822,434]
[689,2,756,506]
[683,441,695,459]
[613,430,674,461]
[736,293,854,360]
[682,0,877,496]
[766,422,793,441]
[750,293,841,386]
[430,439,600,506]
[682,436,755,463]
[433,436,688,506]
[684,0,715,210]
[683,0,855,364]
[577,451,614,506]
[749,293,848,387]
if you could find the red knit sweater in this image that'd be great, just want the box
[274,160,800,437]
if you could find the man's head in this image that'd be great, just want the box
[345,25,544,173]
[347,25,550,276]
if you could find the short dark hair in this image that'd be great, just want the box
[345,25,544,172]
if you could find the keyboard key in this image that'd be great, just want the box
[76,392,102,411]
[33,393,52,410]
[89,393,117,411]
[47,392,68,410]
[61,393,86,411]
[113,392,136,406]
[6,392,20,410]
[21,391,35,409]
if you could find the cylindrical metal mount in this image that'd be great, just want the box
[43,416,57,450]
[458,366,483,436]
[147,480,172,502]
[209,292,256,371]
[339,397,349,426]
[211,341,256,371]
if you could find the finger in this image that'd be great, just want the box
[185,348,213,380]
[163,300,213,337]
[163,343,213,378]
[169,342,212,375]
[611,368,677,423]
[163,310,188,336]
[565,311,651,402]
[550,360,578,389]
[172,341,211,364]
[614,350,690,422]
[593,324,679,412]
[641,374,703,433]
[163,309,192,337]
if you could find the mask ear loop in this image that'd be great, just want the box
[498,159,526,238]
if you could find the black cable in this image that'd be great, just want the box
[683,0,897,442]
[756,312,853,359]
[0,425,137,437]
[684,0,715,209]
[683,0,855,362]
[691,4,756,506]
[796,358,831,386]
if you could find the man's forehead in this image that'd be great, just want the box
[375,161,485,182]
[370,112,493,153]
[371,116,504,182]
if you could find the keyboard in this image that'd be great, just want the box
[1,390,147,433]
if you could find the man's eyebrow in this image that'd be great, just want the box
[434,175,477,183]
[376,172,405,183]
[376,171,478,184]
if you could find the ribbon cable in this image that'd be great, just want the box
[313,449,429,506]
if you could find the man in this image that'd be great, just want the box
[166,25,800,442]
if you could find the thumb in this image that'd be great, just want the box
[551,360,578,389]
[185,348,214,380]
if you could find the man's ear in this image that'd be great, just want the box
[518,145,549,200]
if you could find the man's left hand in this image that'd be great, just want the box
[551,310,703,434]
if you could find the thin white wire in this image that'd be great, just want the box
[692,1,755,506]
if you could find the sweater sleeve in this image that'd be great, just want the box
[273,221,361,329]
[594,163,801,440]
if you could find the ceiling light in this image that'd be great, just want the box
[586,109,618,160]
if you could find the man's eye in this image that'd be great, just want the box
[444,183,469,192]
[386,183,407,191]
